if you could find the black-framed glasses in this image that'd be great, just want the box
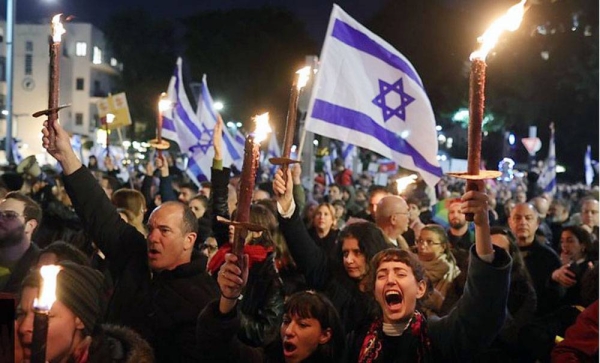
[416,239,443,247]
[0,210,23,220]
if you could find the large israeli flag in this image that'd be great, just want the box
[305,5,442,187]
[538,126,556,195]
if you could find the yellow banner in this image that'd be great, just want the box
[97,93,132,129]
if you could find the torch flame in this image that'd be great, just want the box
[396,174,418,194]
[295,66,311,90]
[33,265,61,311]
[158,92,172,112]
[470,0,527,61]
[51,14,66,43]
[253,112,271,144]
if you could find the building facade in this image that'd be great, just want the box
[0,19,121,163]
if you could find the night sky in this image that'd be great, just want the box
[5,0,386,40]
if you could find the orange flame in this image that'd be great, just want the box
[158,92,172,112]
[295,66,311,90]
[253,112,271,144]
[51,14,66,43]
[33,265,61,311]
[396,174,418,194]
[470,0,527,61]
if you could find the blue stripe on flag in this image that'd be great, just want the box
[163,115,176,132]
[312,99,442,177]
[174,76,203,139]
[187,156,208,183]
[332,19,424,90]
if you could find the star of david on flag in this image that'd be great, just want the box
[162,58,243,185]
[372,78,415,122]
[305,5,442,187]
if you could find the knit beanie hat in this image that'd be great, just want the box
[56,261,105,336]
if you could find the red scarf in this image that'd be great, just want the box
[358,311,432,363]
[207,242,273,275]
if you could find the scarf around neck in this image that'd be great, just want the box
[420,253,460,284]
[358,311,432,363]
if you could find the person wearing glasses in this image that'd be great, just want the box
[0,191,42,294]
[374,195,411,251]
[416,224,462,318]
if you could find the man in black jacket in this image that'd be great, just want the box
[0,192,41,295]
[42,120,219,362]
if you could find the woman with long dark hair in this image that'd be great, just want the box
[273,168,390,334]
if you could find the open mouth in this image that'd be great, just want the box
[385,291,403,307]
[283,341,297,355]
[148,248,160,257]
[21,342,31,358]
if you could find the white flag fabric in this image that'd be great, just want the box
[305,5,442,187]
[538,127,556,195]
[341,142,356,169]
[584,145,594,187]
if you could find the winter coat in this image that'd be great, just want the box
[86,324,154,363]
[63,166,220,362]
[1,242,39,294]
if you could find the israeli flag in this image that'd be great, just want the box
[196,75,244,167]
[323,155,335,186]
[305,5,442,187]
[584,145,595,187]
[341,142,356,169]
[538,127,556,195]
[162,58,242,185]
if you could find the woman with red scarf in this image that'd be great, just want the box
[347,182,513,362]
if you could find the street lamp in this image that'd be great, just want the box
[213,101,224,111]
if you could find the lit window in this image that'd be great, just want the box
[110,58,118,67]
[76,42,87,56]
[93,47,102,64]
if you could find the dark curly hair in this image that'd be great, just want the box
[335,222,389,278]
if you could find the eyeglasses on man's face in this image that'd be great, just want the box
[0,210,23,221]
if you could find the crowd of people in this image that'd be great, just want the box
[0,117,597,362]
